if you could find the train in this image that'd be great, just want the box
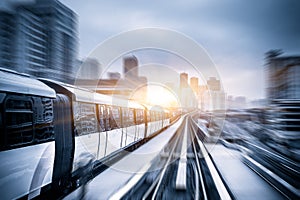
[0,68,180,199]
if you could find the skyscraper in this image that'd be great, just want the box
[207,77,220,91]
[190,77,199,95]
[123,55,138,79]
[180,72,188,88]
[0,0,78,83]
[266,53,300,134]
[0,4,47,74]
[266,55,300,101]
[203,77,225,111]
[76,58,101,80]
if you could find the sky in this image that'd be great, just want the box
[61,0,300,100]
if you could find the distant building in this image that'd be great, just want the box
[226,95,234,109]
[226,96,247,109]
[207,77,220,91]
[249,99,267,108]
[235,96,247,109]
[202,90,225,111]
[180,72,188,88]
[0,0,78,83]
[199,85,208,109]
[76,58,101,80]
[123,55,138,79]
[108,72,121,80]
[190,77,199,95]
[179,73,199,108]
[76,55,147,103]
[202,77,225,111]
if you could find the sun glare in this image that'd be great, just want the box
[147,85,179,108]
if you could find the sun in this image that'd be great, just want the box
[146,85,179,108]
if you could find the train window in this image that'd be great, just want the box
[109,106,117,130]
[73,102,99,136]
[98,105,115,131]
[151,111,156,122]
[137,109,144,124]
[4,97,34,147]
[128,109,134,126]
[32,97,54,142]
[148,111,151,122]
[135,109,139,124]
[111,107,120,120]
[158,112,162,120]
[121,107,134,127]
[166,112,169,119]
[0,95,55,150]
[135,109,144,125]
[106,106,111,131]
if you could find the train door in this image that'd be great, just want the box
[52,94,74,194]
[135,109,145,139]
[97,105,108,159]
[72,102,99,170]
[98,105,106,132]
[144,109,149,138]
[126,108,135,144]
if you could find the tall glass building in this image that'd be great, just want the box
[0,0,78,83]
[267,56,300,100]
[266,53,300,159]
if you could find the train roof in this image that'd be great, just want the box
[0,68,56,98]
[40,78,145,109]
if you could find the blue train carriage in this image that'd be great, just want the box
[0,68,57,199]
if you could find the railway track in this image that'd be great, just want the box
[242,141,300,199]
[121,114,233,200]
[215,119,300,199]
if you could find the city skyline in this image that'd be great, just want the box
[60,0,300,100]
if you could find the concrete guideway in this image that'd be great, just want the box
[122,114,233,200]
[175,119,188,190]
[206,143,286,200]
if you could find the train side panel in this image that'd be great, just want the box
[0,70,57,199]
[0,142,55,199]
